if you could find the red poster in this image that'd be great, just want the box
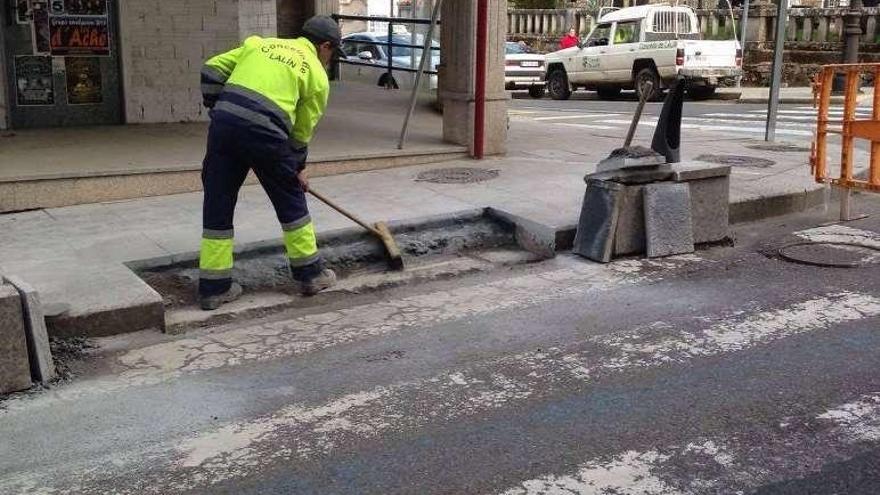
[49,15,110,56]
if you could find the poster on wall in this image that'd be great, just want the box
[16,0,32,24]
[31,1,52,54]
[60,0,107,16]
[65,57,102,105]
[14,56,55,106]
[49,15,110,56]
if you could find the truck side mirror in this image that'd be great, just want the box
[357,51,374,61]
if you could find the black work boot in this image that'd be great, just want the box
[199,282,243,311]
[299,268,337,296]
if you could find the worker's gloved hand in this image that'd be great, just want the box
[297,169,310,193]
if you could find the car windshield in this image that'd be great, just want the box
[383,34,440,58]
[505,42,532,54]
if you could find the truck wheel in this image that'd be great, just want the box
[688,85,717,100]
[528,86,546,99]
[547,69,572,100]
[634,68,661,102]
[596,86,622,100]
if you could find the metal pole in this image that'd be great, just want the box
[398,0,443,150]
[387,17,394,89]
[844,0,863,65]
[474,0,489,159]
[764,0,788,142]
[739,0,750,55]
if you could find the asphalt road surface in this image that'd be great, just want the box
[2,202,880,494]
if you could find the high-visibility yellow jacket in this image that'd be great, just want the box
[201,36,329,148]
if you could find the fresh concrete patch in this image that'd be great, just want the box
[141,209,554,333]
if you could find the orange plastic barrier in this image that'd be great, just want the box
[811,63,880,193]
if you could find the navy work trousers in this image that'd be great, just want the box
[199,113,322,296]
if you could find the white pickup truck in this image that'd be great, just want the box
[544,4,742,101]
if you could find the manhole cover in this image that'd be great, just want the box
[778,241,880,268]
[416,167,499,184]
[746,143,810,153]
[695,154,776,168]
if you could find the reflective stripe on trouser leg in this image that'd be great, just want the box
[283,218,321,281]
[199,232,234,295]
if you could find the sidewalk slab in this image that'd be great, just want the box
[0,84,464,212]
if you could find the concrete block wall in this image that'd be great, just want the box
[118,0,276,124]
[240,0,278,38]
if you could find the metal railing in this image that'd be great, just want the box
[811,63,880,219]
[332,14,441,89]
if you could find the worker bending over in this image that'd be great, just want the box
[198,16,343,310]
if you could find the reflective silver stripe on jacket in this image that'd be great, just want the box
[223,84,293,135]
[212,101,289,140]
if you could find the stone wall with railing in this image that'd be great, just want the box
[508,5,880,84]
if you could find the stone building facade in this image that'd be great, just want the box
[1,0,508,156]
[0,0,276,129]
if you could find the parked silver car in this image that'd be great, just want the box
[340,32,440,91]
[505,42,546,99]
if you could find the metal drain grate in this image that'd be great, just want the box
[416,167,500,184]
[745,143,810,153]
[695,154,776,168]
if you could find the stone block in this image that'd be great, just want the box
[644,183,695,258]
[0,284,32,395]
[4,275,56,383]
[573,180,624,263]
[487,208,557,259]
[672,163,731,182]
[614,184,646,256]
[688,176,730,244]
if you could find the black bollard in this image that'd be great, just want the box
[650,77,685,164]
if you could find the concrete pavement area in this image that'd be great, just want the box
[0,97,844,338]
[0,83,454,182]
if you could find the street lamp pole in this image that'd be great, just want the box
[844,0,863,66]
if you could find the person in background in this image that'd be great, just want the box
[559,27,580,49]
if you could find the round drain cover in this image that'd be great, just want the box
[778,242,880,268]
[746,143,810,153]
[696,154,776,168]
[416,167,499,184]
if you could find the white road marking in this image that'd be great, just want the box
[753,109,872,117]
[596,119,814,136]
[795,224,880,250]
[499,450,678,495]
[704,112,820,122]
[532,113,618,121]
[557,123,619,130]
[818,393,880,442]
